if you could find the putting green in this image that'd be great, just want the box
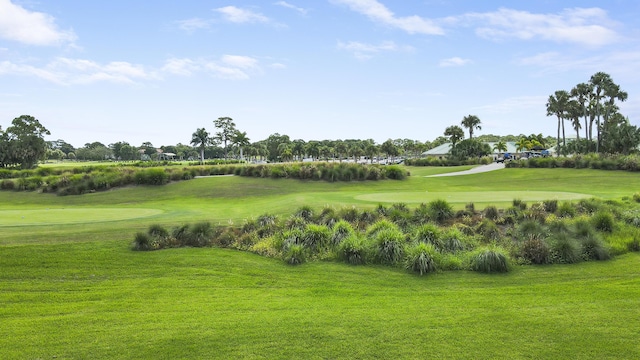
[0,208,163,227]
[355,191,593,204]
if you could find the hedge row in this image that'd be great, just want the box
[0,162,408,195]
[404,157,493,167]
[506,154,640,171]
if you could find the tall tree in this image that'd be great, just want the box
[570,82,592,141]
[231,130,250,160]
[444,125,464,148]
[213,117,237,160]
[4,115,51,168]
[546,90,570,155]
[589,72,613,153]
[191,128,210,164]
[493,141,507,155]
[461,115,482,139]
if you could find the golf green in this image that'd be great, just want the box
[355,191,592,204]
[0,208,163,227]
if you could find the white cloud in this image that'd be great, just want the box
[331,0,444,35]
[275,1,308,15]
[439,57,472,67]
[518,51,640,80]
[338,40,412,60]
[163,55,262,80]
[176,18,211,32]
[221,55,258,69]
[215,6,270,24]
[459,7,619,47]
[0,0,76,46]
[269,63,287,69]
[0,58,157,85]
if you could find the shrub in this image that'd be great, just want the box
[189,222,215,247]
[428,199,454,224]
[483,205,499,220]
[384,165,407,180]
[476,219,501,241]
[338,206,360,223]
[365,219,400,238]
[520,238,550,264]
[283,244,306,265]
[581,234,611,261]
[374,228,405,265]
[301,224,332,252]
[633,193,640,203]
[549,233,581,264]
[294,205,315,222]
[405,243,438,275]
[441,228,467,253]
[132,232,153,251]
[513,199,527,210]
[338,234,368,265]
[332,220,355,246]
[148,224,169,238]
[556,202,576,218]
[592,211,615,233]
[469,247,510,273]
[543,199,558,213]
[412,223,442,248]
[134,168,169,185]
[518,219,546,241]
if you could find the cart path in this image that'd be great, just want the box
[425,163,505,177]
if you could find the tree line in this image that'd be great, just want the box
[546,71,640,155]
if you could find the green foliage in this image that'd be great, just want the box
[134,168,169,185]
[469,247,511,273]
[374,228,405,265]
[301,224,331,252]
[132,232,153,251]
[557,201,576,218]
[520,238,551,264]
[331,220,355,246]
[338,234,368,265]
[428,199,454,224]
[365,219,399,238]
[283,244,306,265]
[405,243,438,275]
[412,223,442,248]
[580,234,611,261]
[476,219,501,241]
[549,233,582,264]
[483,205,499,220]
[592,211,615,233]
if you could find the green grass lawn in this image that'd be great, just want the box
[1,165,640,358]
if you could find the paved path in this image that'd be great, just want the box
[425,162,505,177]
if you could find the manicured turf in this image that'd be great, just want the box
[0,208,162,226]
[1,241,638,359]
[355,190,591,203]
[1,165,640,358]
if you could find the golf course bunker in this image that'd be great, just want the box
[355,191,592,204]
[0,208,163,227]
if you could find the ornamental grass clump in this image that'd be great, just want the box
[483,205,499,220]
[412,223,442,248]
[338,234,368,265]
[301,224,331,253]
[549,232,581,264]
[374,228,405,265]
[469,246,510,273]
[331,220,355,246]
[405,243,438,275]
[283,244,306,265]
[592,210,615,233]
[520,238,551,264]
[132,232,153,251]
[428,199,454,224]
[580,234,611,261]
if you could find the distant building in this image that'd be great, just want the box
[422,141,520,160]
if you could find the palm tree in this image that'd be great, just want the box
[231,130,250,161]
[546,90,570,155]
[461,115,482,139]
[589,72,614,152]
[444,125,464,148]
[571,82,592,141]
[493,141,507,156]
[363,141,378,163]
[515,137,530,153]
[190,128,210,164]
[567,100,582,142]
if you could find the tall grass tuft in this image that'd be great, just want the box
[549,232,581,264]
[580,234,611,261]
[132,232,153,251]
[483,205,499,220]
[338,234,368,265]
[556,201,576,218]
[469,246,510,273]
[331,220,355,246]
[405,243,438,275]
[412,223,442,248]
[301,224,331,252]
[520,238,550,264]
[374,228,405,265]
[283,244,306,265]
[592,211,615,233]
[428,199,454,224]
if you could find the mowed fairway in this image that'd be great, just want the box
[1,166,640,358]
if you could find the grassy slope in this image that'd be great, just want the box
[1,241,638,359]
[2,166,640,358]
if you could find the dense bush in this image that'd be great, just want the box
[506,154,640,173]
[405,157,492,167]
[469,247,510,273]
[405,243,438,275]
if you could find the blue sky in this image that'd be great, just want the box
[1,0,639,148]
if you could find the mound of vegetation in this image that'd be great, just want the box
[0,162,408,195]
[132,197,640,276]
[405,157,492,167]
[506,153,640,172]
